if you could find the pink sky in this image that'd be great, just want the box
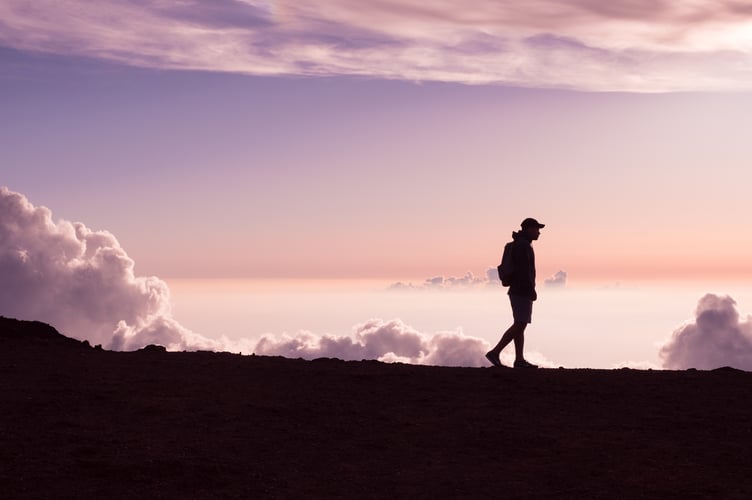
[3,0,752,91]
[5,183,752,368]
[2,1,752,283]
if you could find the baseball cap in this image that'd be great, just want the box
[521,218,545,229]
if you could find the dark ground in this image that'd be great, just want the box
[2,316,752,499]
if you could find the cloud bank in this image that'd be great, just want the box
[0,187,512,366]
[389,270,497,290]
[391,268,569,291]
[256,318,492,367]
[660,294,752,371]
[544,270,568,288]
[2,1,752,91]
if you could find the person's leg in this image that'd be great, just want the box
[489,322,526,355]
[486,295,532,366]
[513,327,525,362]
[510,305,538,368]
[509,295,534,365]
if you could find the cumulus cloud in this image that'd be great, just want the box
[2,1,752,91]
[544,270,568,288]
[660,294,752,371]
[1,186,534,367]
[391,268,570,291]
[254,318,559,368]
[255,318,492,367]
[389,269,498,290]
[0,186,219,351]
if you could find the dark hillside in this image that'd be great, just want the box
[2,317,751,498]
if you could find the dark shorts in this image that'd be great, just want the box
[509,294,533,324]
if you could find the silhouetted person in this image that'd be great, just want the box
[486,218,545,369]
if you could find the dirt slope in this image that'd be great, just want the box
[2,317,751,499]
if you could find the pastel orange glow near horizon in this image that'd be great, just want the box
[5,79,752,283]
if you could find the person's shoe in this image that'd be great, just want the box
[485,351,504,368]
[513,359,538,369]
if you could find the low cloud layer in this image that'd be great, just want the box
[389,270,497,291]
[391,268,568,291]
[544,270,568,288]
[660,294,752,371]
[256,318,491,367]
[0,186,514,367]
[2,1,752,91]
[256,319,557,368]
[0,186,219,351]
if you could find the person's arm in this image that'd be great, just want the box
[527,247,537,301]
[512,242,536,299]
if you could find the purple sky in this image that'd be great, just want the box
[4,1,752,91]
[3,1,752,281]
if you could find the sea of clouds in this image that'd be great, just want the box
[2,186,750,370]
[389,269,568,290]
[0,187,494,365]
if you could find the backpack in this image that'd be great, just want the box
[497,241,515,286]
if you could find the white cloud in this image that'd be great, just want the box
[390,268,571,291]
[0,186,219,351]
[389,270,498,290]
[255,317,561,368]
[544,270,568,288]
[2,0,752,91]
[660,294,752,371]
[254,318,492,367]
[0,186,560,368]
[0,187,503,365]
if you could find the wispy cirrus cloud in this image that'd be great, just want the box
[2,0,752,91]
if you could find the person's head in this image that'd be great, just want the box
[521,218,545,240]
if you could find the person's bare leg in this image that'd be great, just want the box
[513,329,525,362]
[510,326,538,368]
[487,322,527,365]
